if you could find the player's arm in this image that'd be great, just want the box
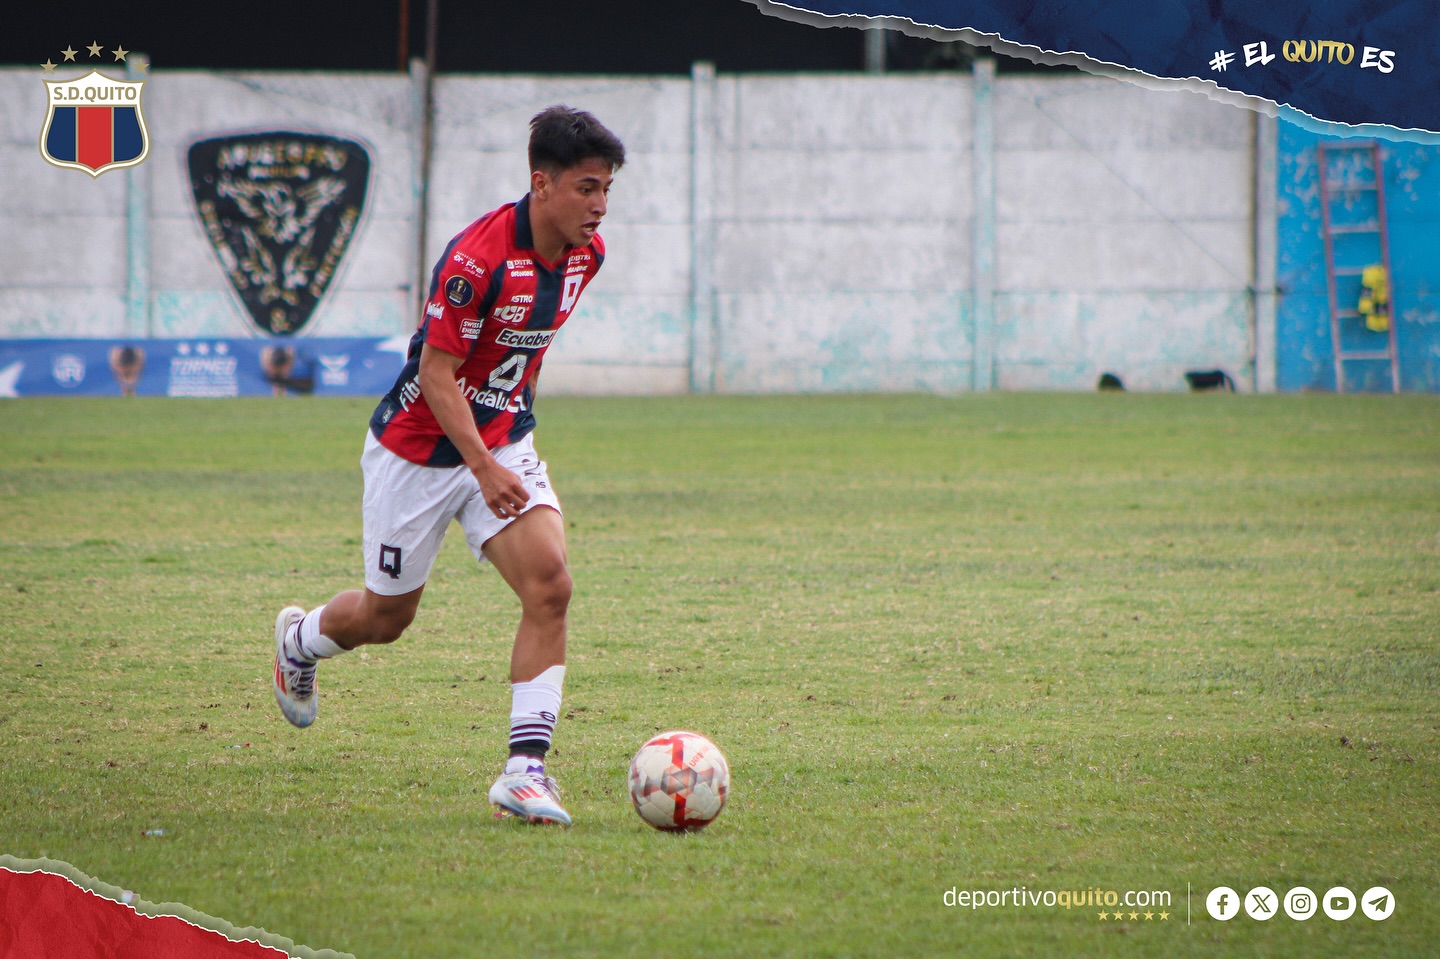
[417,341,529,519]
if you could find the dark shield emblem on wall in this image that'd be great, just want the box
[188,133,370,336]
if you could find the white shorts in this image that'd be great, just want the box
[360,430,561,595]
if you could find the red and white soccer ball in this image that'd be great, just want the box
[628,730,730,831]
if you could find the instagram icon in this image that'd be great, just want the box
[1284,887,1318,920]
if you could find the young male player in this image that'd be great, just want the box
[272,105,625,826]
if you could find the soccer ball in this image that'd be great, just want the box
[627,730,730,830]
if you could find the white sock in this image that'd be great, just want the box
[508,664,565,760]
[505,754,545,775]
[287,606,345,663]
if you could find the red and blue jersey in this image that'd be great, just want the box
[370,194,605,466]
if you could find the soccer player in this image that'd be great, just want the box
[272,105,625,826]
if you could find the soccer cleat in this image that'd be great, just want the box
[272,605,318,728]
[488,771,572,826]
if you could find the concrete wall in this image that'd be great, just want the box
[1,65,1259,393]
[993,78,1255,391]
[709,73,976,393]
[1,69,418,340]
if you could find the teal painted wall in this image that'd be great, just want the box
[1276,120,1440,392]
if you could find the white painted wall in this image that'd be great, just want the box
[1,70,129,338]
[0,69,418,340]
[992,77,1254,391]
[0,66,1256,393]
[709,73,975,393]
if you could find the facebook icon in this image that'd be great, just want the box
[1207,886,1241,921]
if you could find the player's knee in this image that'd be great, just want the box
[525,564,572,619]
[363,594,418,644]
[371,608,414,644]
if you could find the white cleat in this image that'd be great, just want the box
[272,606,317,728]
[488,771,572,826]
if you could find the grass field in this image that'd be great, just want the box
[2,393,1437,958]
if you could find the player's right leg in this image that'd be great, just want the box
[477,503,574,825]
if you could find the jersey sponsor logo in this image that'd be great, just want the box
[445,275,475,307]
[460,317,482,339]
[397,376,421,410]
[425,301,445,319]
[452,252,486,278]
[506,258,533,270]
[490,304,530,325]
[509,269,534,278]
[559,273,584,314]
[496,328,557,350]
[454,376,529,414]
[508,294,534,304]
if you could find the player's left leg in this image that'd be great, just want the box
[481,505,573,824]
[486,504,570,685]
[273,587,422,728]
[274,430,469,729]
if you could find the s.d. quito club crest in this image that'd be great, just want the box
[189,133,369,336]
[41,68,149,177]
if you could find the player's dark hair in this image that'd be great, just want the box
[528,105,626,175]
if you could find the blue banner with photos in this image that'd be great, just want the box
[0,337,409,399]
[757,0,1439,133]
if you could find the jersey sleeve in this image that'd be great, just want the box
[422,253,498,358]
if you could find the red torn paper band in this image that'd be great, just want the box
[0,868,288,958]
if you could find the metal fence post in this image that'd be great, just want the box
[971,56,996,392]
[1252,111,1278,393]
[125,53,152,338]
[690,61,717,393]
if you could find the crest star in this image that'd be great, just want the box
[113,46,128,61]
[87,41,103,57]
[62,46,78,61]
[42,59,57,73]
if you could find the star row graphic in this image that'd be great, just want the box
[1097,910,1170,921]
[41,43,147,74]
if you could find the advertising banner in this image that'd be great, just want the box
[0,336,409,398]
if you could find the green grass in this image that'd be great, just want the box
[1,393,1437,958]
